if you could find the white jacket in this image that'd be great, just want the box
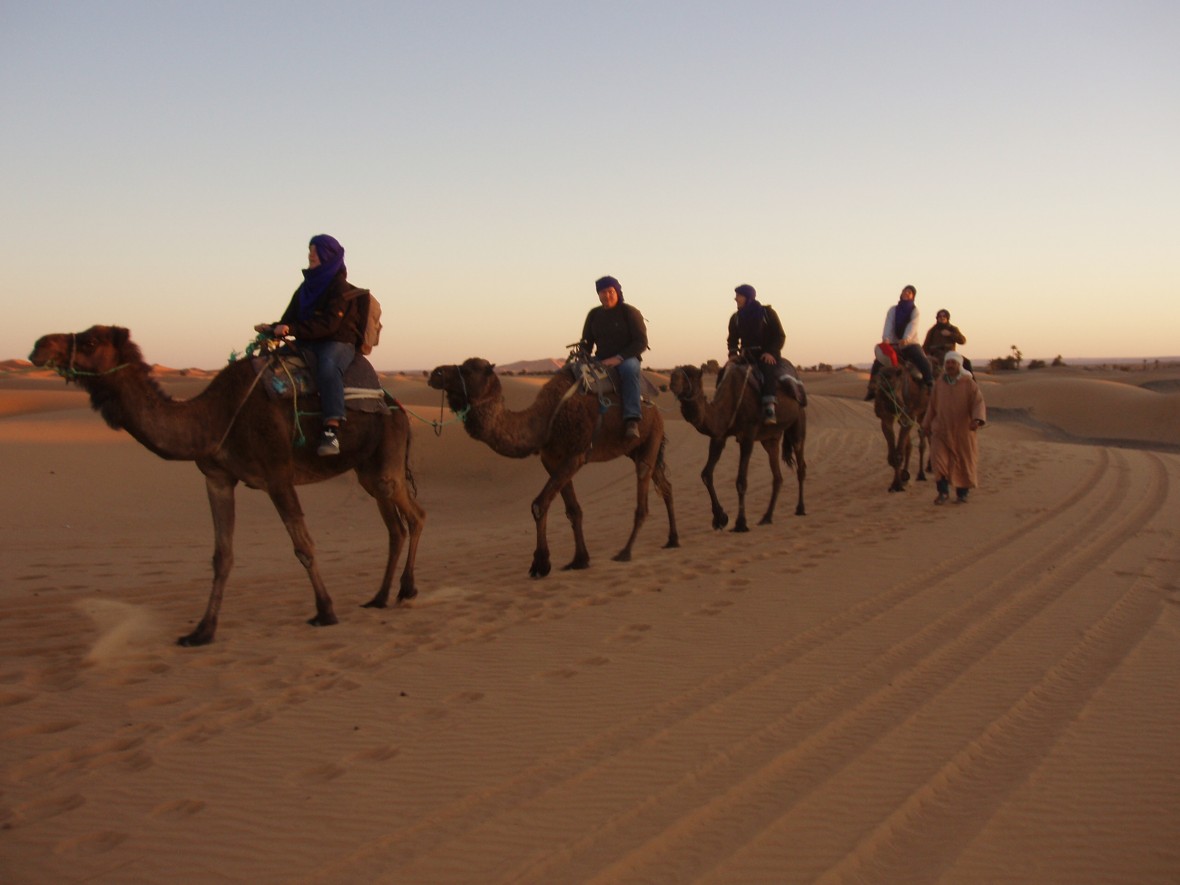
[882,304,920,346]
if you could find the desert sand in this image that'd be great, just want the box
[1,358,1178,884]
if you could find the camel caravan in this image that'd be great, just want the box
[28,266,976,645]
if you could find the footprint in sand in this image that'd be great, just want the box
[151,798,206,819]
[53,830,128,856]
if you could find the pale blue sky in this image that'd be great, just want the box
[3,1,1177,370]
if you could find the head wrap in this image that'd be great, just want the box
[292,234,347,322]
[595,275,623,303]
[942,350,971,383]
[734,283,764,320]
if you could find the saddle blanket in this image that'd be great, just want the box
[257,350,388,414]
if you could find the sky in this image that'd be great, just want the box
[3,1,1178,371]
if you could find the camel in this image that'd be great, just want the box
[874,362,929,492]
[29,325,424,645]
[428,358,678,577]
[669,363,806,531]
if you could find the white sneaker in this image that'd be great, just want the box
[317,429,340,456]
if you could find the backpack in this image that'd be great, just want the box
[346,287,382,355]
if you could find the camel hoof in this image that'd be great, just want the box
[530,563,552,579]
[176,631,213,647]
[795,506,806,516]
[361,597,388,609]
[612,550,632,563]
[713,513,729,530]
[731,523,750,533]
[664,537,680,549]
[562,558,590,571]
[307,613,339,627]
[396,585,418,603]
[758,516,773,526]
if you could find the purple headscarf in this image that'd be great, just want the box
[291,234,347,321]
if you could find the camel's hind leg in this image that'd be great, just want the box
[758,437,784,525]
[359,473,425,608]
[653,439,678,549]
[179,472,237,646]
[267,483,338,627]
[615,431,669,561]
[787,420,807,516]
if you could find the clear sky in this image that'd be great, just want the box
[3,1,1177,370]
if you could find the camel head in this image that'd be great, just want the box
[669,364,705,402]
[30,325,142,382]
[428,357,502,412]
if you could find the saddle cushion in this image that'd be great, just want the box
[259,350,388,414]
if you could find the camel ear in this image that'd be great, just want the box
[110,327,131,348]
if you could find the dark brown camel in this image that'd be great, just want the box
[428,358,678,577]
[29,325,424,645]
[669,363,806,531]
[874,363,929,492]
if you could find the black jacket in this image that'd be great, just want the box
[580,302,648,362]
[727,304,785,361]
[280,272,364,347]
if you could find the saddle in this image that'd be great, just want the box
[730,359,808,407]
[563,353,660,403]
[874,343,924,384]
[256,347,389,414]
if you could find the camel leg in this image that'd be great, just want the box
[652,452,679,549]
[732,438,756,533]
[757,438,783,525]
[916,427,928,482]
[789,424,807,516]
[558,482,591,571]
[701,437,729,530]
[881,417,904,493]
[359,472,425,608]
[895,425,913,492]
[268,483,338,627]
[179,473,237,647]
[614,443,658,562]
[530,457,581,578]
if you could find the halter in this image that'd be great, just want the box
[47,332,131,383]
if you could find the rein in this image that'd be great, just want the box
[48,333,132,382]
[880,369,919,427]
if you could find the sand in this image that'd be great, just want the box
[1,361,1178,884]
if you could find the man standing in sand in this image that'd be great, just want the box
[922,351,986,504]
[580,275,648,439]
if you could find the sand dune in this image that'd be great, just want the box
[1,364,1178,883]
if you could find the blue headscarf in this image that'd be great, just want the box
[292,234,347,322]
[892,297,915,340]
[735,284,765,322]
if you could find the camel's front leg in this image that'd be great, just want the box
[701,437,729,530]
[881,417,904,492]
[758,437,784,525]
[530,457,581,578]
[559,482,590,571]
[732,438,756,533]
[268,484,337,626]
[179,473,237,646]
[652,456,679,549]
[916,426,928,482]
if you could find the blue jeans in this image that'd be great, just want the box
[300,340,355,422]
[617,356,642,421]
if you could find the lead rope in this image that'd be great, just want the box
[212,357,269,452]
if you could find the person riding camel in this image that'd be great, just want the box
[865,283,933,401]
[726,284,786,425]
[579,275,649,439]
[923,308,973,374]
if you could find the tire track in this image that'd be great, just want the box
[294,447,1146,883]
